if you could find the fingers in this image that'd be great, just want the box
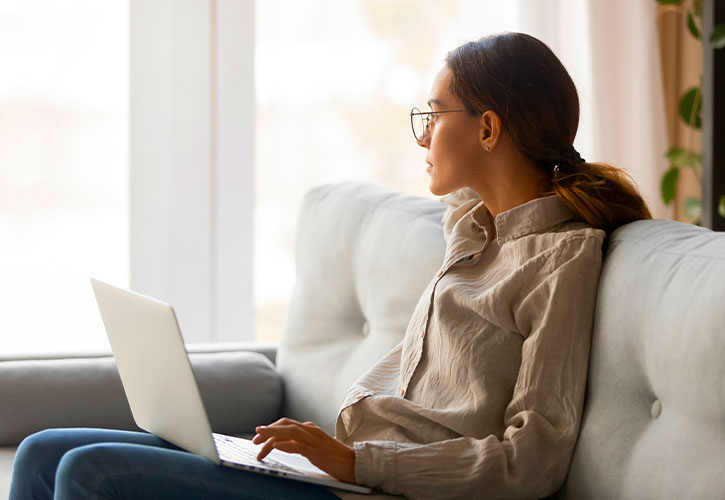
[259,438,306,460]
[257,436,295,461]
[253,424,314,446]
[267,417,304,427]
[252,418,356,484]
[253,418,332,461]
[265,418,321,432]
[253,418,318,460]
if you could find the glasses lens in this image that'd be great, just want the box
[411,108,426,141]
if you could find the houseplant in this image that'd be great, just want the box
[657,0,725,223]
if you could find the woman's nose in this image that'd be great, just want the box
[416,132,430,149]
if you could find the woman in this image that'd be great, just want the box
[10,32,651,500]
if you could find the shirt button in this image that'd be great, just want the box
[400,389,405,397]
[436,271,443,278]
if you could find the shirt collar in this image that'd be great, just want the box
[469,194,577,243]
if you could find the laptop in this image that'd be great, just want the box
[90,278,372,495]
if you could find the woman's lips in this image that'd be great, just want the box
[426,163,433,172]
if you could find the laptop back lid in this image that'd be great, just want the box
[90,278,220,464]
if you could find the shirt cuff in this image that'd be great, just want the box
[354,440,399,493]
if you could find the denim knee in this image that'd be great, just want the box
[54,445,111,500]
[10,429,65,500]
[14,429,67,475]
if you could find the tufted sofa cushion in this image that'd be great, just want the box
[276,182,447,433]
[554,219,725,499]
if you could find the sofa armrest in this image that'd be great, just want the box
[0,350,283,446]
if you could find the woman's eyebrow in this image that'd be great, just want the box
[427,98,442,108]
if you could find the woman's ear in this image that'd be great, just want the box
[479,110,502,152]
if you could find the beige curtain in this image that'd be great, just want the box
[656,2,702,222]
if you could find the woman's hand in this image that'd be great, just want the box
[253,417,356,484]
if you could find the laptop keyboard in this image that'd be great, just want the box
[213,433,301,474]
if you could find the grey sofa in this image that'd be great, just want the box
[1,181,724,499]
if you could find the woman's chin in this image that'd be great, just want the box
[427,169,453,196]
[428,178,460,197]
[428,182,446,197]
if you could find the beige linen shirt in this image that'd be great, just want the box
[334,188,606,500]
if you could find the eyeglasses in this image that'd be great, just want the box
[410,107,468,141]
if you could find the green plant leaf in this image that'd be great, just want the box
[656,0,683,4]
[679,87,702,129]
[719,195,725,218]
[687,11,700,39]
[661,167,679,205]
[710,24,725,49]
[665,147,701,168]
[684,196,702,219]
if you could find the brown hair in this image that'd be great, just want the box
[445,32,652,234]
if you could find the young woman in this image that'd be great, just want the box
[10,32,651,500]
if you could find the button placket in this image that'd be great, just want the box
[400,279,436,393]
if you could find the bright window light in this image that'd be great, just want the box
[0,0,129,356]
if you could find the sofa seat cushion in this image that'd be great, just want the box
[0,446,15,499]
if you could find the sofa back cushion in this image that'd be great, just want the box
[555,219,725,499]
[277,182,446,432]
[0,351,281,446]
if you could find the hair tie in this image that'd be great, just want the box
[553,146,585,177]
[561,146,585,166]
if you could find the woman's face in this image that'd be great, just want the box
[417,65,485,196]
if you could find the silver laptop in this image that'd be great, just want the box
[90,278,372,495]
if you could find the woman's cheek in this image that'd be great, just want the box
[430,132,443,161]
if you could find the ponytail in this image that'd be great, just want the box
[547,162,652,235]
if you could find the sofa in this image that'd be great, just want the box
[1,181,723,499]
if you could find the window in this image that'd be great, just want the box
[3,0,660,353]
[0,1,128,356]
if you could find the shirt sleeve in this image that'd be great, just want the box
[352,235,604,500]
[439,187,481,243]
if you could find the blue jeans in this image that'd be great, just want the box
[9,428,342,499]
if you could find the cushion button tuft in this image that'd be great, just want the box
[361,321,370,337]
[651,400,662,419]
